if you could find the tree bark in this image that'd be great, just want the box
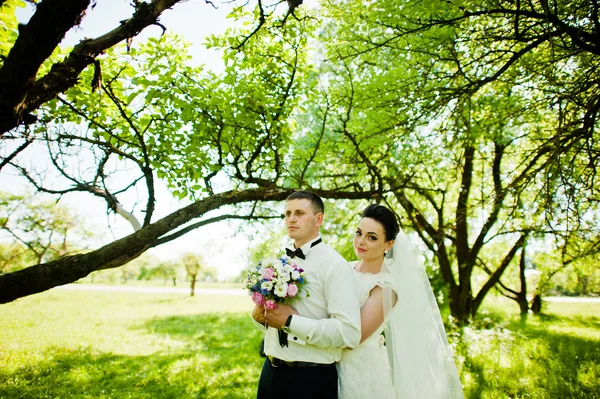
[0,0,90,133]
[0,0,186,135]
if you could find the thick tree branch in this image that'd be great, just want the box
[472,232,529,312]
[0,186,386,303]
[0,0,91,133]
[394,189,458,292]
[0,0,186,135]
[151,213,281,247]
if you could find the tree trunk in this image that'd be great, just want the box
[531,294,542,314]
[448,282,473,324]
[517,295,529,315]
[190,275,196,297]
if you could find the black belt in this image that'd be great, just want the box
[268,356,333,368]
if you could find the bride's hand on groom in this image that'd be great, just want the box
[264,303,298,330]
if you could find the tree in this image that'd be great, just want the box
[0,191,93,264]
[309,0,600,322]
[0,242,34,274]
[0,3,394,304]
[0,0,204,135]
[183,252,203,296]
[143,259,178,286]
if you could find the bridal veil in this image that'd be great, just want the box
[381,229,464,398]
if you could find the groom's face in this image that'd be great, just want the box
[285,199,323,244]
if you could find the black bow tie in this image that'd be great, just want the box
[286,238,322,260]
[286,247,305,259]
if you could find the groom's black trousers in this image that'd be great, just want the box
[257,357,338,399]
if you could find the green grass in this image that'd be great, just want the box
[0,290,261,399]
[456,297,600,398]
[0,291,599,398]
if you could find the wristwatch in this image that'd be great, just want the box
[281,315,293,334]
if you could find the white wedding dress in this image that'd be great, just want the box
[337,269,397,399]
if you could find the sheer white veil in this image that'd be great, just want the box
[382,228,464,398]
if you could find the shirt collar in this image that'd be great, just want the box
[295,234,322,257]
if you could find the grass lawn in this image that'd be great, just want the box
[1,288,599,398]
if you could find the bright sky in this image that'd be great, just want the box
[3,0,314,279]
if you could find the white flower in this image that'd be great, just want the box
[278,271,291,283]
[291,270,300,280]
[282,264,293,275]
[257,265,266,276]
[274,282,288,297]
[261,281,273,291]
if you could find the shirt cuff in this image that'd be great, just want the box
[288,315,313,345]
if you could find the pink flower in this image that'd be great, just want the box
[252,292,264,305]
[264,300,277,310]
[287,284,299,297]
[262,268,275,280]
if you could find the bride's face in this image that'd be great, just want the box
[354,217,394,261]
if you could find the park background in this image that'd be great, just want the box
[1,0,599,397]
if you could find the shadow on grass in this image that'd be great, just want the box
[460,310,600,399]
[0,313,265,399]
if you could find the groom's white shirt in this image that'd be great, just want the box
[260,235,361,364]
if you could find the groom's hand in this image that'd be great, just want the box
[252,304,267,324]
[264,303,298,330]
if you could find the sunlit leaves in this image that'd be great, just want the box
[0,0,24,61]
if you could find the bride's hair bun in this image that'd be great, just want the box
[361,204,399,241]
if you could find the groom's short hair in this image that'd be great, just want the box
[287,191,324,215]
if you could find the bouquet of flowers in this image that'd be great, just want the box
[245,256,309,309]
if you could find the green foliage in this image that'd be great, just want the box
[300,0,600,321]
[183,252,202,277]
[7,0,597,317]
[0,241,34,273]
[320,199,368,261]
[0,191,94,265]
[247,221,288,266]
[0,0,24,61]
[545,257,600,297]
[42,7,316,201]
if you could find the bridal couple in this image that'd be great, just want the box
[252,191,464,399]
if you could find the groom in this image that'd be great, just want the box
[252,191,361,399]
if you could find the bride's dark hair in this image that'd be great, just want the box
[362,204,399,241]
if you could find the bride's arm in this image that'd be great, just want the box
[359,286,398,343]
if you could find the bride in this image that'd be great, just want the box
[337,204,464,398]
